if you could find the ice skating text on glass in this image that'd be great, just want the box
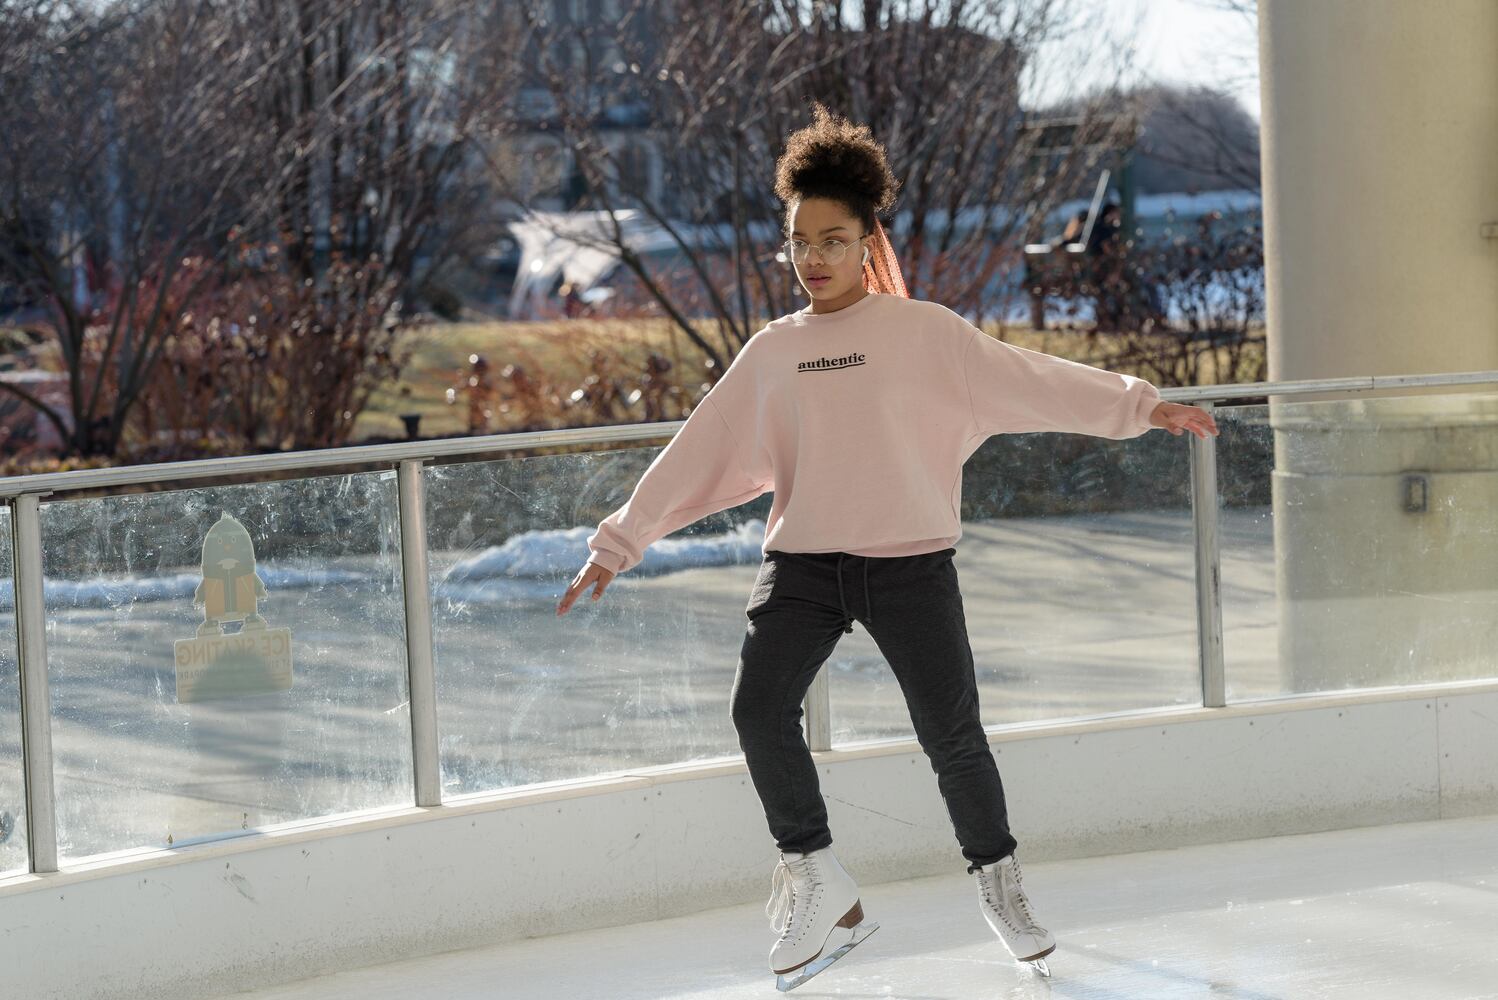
[172,511,293,703]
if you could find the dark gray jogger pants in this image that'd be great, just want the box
[728,546,1019,874]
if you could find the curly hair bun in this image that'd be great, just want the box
[774,100,899,221]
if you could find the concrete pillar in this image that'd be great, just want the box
[1257,0,1498,693]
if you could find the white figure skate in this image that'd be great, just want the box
[766,845,880,991]
[973,852,1056,978]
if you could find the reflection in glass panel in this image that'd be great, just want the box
[833,429,1197,744]
[41,472,413,863]
[425,449,770,797]
[1223,391,1498,700]
[0,506,27,875]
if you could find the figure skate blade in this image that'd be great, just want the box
[773,919,879,992]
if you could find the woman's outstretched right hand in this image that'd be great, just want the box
[557,560,615,616]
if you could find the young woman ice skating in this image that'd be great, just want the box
[557,101,1220,991]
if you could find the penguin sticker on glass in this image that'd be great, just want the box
[173,511,293,703]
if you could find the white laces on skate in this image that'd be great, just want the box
[976,857,1041,934]
[767,853,821,940]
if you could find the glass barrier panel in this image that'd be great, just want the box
[40,472,414,863]
[1222,391,1498,700]
[831,428,1199,744]
[425,448,771,797]
[1217,401,1276,700]
[0,505,26,875]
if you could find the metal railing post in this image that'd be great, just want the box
[12,493,59,872]
[397,460,442,808]
[805,664,831,752]
[1188,401,1227,708]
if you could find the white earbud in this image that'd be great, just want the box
[862,245,871,266]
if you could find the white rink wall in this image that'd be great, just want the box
[4,681,1497,1000]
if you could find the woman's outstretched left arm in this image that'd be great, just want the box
[960,326,1216,440]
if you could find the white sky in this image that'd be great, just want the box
[1023,0,1262,121]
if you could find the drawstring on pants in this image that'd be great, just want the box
[834,552,872,633]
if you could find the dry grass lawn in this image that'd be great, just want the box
[354,315,1256,442]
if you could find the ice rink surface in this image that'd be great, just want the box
[219,812,1498,1000]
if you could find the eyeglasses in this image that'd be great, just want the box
[776,234,869,266]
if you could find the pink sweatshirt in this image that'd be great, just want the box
[585,291,1162,575]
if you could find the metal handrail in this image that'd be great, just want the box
[7,365,1498,873]
[3,368,1496,499]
